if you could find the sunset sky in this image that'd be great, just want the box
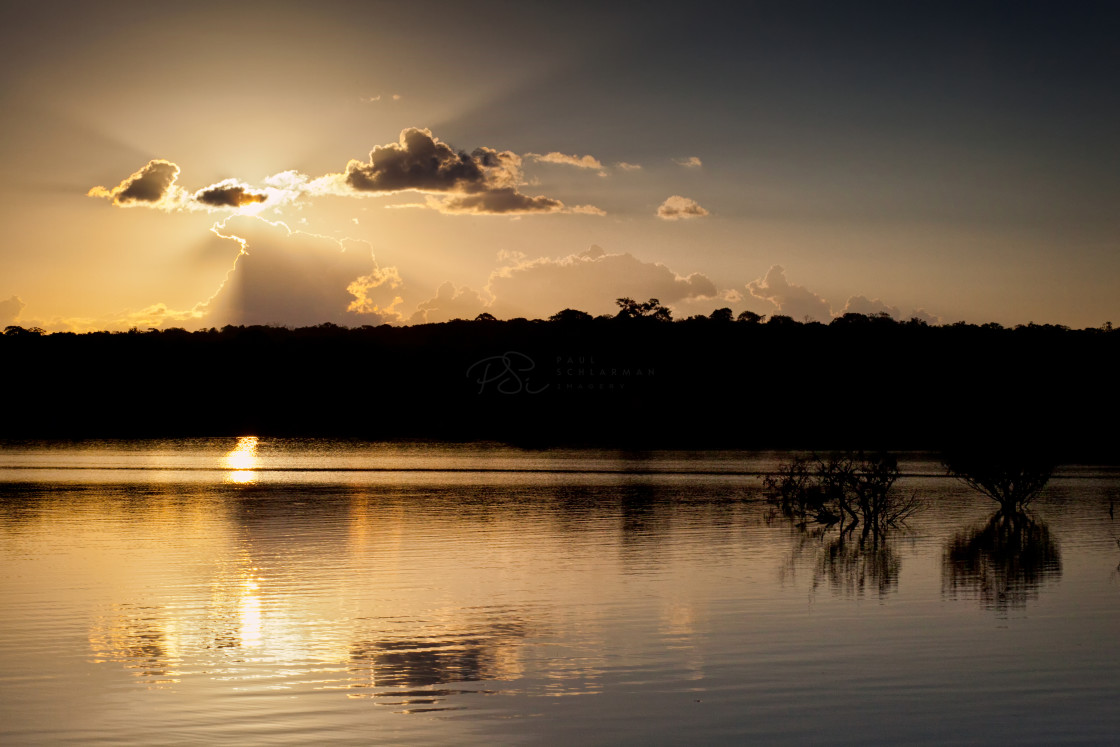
[2,0,1117,330]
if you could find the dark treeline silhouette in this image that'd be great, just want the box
[2,304,1117,455]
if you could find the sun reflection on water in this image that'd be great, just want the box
[222,436,259,484]
[239,575,263,647]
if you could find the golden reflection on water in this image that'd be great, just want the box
[239,575,263,648]
[222,436,259,484]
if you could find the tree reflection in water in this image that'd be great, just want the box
[943,510,1061,613]
[768,452,915,598]
[779,516,902,598]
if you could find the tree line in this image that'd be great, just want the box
[2,298,1116,455]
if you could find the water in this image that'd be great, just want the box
[1,439,1118,745]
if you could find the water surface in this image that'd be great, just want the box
[1,440,1118,744]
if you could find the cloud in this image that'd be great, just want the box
[194,180,268,208]
[747,265,832,322]
[526,152,604,170]
[91,128,604,217]
[89,161,277,212]
[484,245,717,319]
[615,162,642,171]
[195,216,403,327]
[336,128,603,215]
[434,189,564,215]
[673,156,702,168]
[409,282,488,324]
[840,295,941,324]
[343,127,520,194]
[840,294,901,319]
[432,190,605,216]
[909,308,941,325]
[657,195,710,220]
[87,159,183,207]
[0,295,25,325]
[408,245,718,322]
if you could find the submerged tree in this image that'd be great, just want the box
[942,449,1055,513]
[765,451,921,534]
[769,452,913,598]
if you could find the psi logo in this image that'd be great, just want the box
[466,352,549,395]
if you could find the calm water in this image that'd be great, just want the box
[1,439,1118,745]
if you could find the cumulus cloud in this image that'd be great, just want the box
[0,295,25,325]
[615,162,642,171]
[87,159,183,207]
[407,245,718,322]
[90,128,606,217]
[194,180,268,208]
[674,156,703,168]
[909,308,941,325]
[839,295,940,324]
[195,216,403,327]
[432,190,604,216]
[434,189,564,215]
[344,127,520,194]
[336,128,603,215]
[526,152,604,170]
[89,161,277,212]
[409,282,488,324]
[484,245,717,318]
[747,265,832,322]
[840,294,901,319]
[657,195,710,220]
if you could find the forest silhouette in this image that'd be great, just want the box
[2,300,1116,456]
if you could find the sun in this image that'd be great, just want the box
[222,436,259,483]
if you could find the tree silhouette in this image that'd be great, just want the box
[943,450,1055,513]
[735,310,764,324]
[615,297,672,321]
[548,308,593,323]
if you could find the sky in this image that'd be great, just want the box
[1,0,1117,330]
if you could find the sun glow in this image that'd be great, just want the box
[222,436,259,484]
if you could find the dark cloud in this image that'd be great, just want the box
[438,188,564,215]
[657,195,709,220]
[342,128,603,215]
[194,180,268,208]
[344,127,519,194]
[0,295,25,325]
[88,159,181,206]
[747,265,832,322]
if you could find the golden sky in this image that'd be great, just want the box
[2,1,1118,330]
